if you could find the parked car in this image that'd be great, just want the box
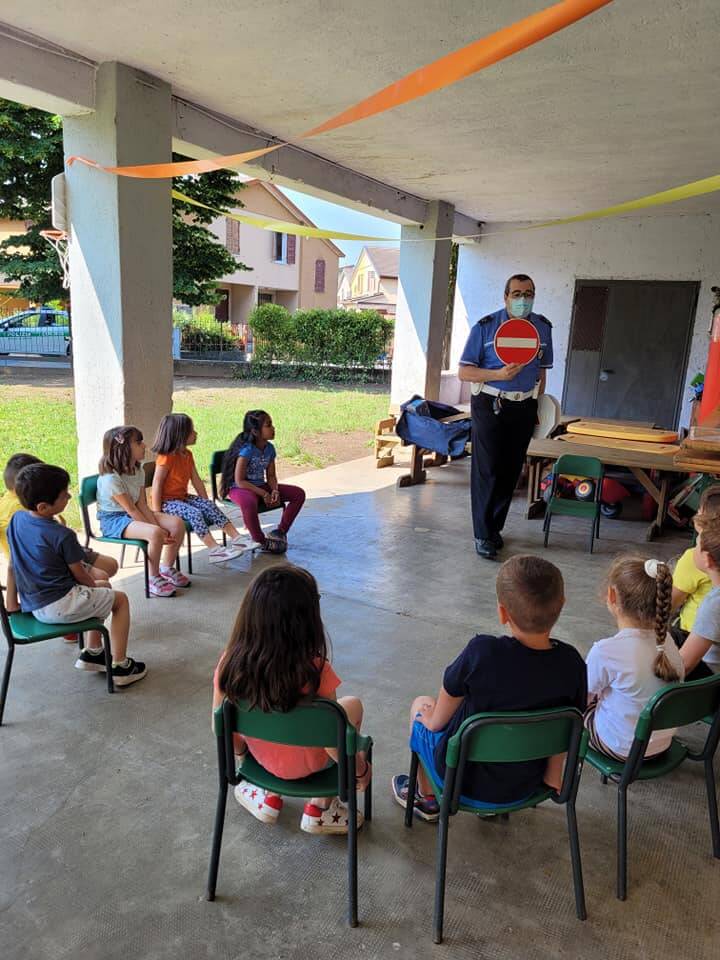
[0,307,71,356]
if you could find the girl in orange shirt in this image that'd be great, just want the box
[212,565,371,833]
[151,414,245,564]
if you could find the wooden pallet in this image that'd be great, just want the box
[374,415,401,468]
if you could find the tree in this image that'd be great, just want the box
[171,159,251,306]
[0,98,251,306]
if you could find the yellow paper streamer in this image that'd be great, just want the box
[172,190,396,242]
[526,172,720,230]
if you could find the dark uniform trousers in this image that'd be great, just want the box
[471,392,537,541]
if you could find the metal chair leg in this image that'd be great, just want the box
[0,642,16,726]
[433,804,451,944]
[347,755,359,927]
[705,756,720,858]
[617,786,628,900]
[119,543,126,569]
[101,627,114,694]
[589,520,595,554]
[566,800,587,920]
[143,552,150,599]
[600,774,608,785]
[186,528,193,575]
[364,743,373,822]
[543,513,551,548]
[206,782,229,901]
[405,751,419,828]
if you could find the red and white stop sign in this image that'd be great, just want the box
[494,318,540,365]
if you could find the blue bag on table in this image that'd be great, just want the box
[395,396,471,458]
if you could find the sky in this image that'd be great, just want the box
[282,187,400,267]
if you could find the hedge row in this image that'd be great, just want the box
[248,304,393,368]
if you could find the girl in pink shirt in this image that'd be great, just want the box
[212,565,371,834]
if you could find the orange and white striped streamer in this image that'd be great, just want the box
[67,0,612,180]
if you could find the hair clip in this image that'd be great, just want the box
[644,558,660,579]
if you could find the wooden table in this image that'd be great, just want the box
[526,435,688,541]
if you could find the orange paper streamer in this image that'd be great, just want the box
[67,0,612,180]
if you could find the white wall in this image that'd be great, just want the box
[451,213,720,427]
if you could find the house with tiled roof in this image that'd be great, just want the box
[338,245,399,317]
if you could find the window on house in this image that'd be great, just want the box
[272,232,288,263]
[258,292,274,305]
[287,234,296,265]
[314,259,326,293]
[225,218,240,254]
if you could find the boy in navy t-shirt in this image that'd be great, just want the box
[392,555,587,819]
[7,463,146,687]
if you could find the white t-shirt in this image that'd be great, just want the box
[691,586,720,672]
[96,467,146,514]
[586,627,685,758]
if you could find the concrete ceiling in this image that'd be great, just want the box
[2,0,720,221]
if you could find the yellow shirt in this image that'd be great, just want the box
[674,547,712,632]
[0,490,23,559]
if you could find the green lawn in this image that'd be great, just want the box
[0,380,390,528]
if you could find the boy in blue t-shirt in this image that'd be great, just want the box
[392,555,587,819]
[7,463,146,687]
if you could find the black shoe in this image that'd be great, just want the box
[491,532,504,550]
[475,538,498,560]
[111,657,147,687]
[75,647,107,673]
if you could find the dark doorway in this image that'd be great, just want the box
[562,280,698,429]
[214,289,229,323]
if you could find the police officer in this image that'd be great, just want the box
[458,274,553,560]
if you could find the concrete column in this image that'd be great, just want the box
[390,200,454,407]
[63,62,173,478]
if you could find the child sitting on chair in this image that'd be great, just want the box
[391,555,587,820]
[678,516,720,681]
[1,452,118,584]
[671,485,720,647]
[213,565,370,834]
[7,463,146,687]
[220,409,305,554]
[151,413,244,564]
[585,556,683,761]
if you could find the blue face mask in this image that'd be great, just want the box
[509,297,534,319]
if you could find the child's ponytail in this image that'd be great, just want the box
[607,556,681,683]
[647,560,680,682]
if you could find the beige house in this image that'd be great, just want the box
[0,219,32,314]
[338,245,399,317]
[208,180,343,347]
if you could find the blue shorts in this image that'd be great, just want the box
[410,720,531,811]
[97,510,133,539]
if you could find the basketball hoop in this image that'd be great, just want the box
[40,229,70,289]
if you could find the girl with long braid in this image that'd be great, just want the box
[585,556,684,761]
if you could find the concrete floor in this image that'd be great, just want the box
[1,453,717,960]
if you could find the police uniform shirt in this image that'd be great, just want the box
[459,308,553,394]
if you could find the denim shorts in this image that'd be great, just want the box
[410,720,532,811]
[97,510,133,540]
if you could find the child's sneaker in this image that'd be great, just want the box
[391,774,440,822]
[75,647,107,672]
[208,545,243,564]
[111,657,147,687]
[159,565,191,588]
[149,575,176,598]
[267,527,287,544]
[234,780,283,824]
[229,536,250,551]
[300,797,364,835]
[261,537,287,555]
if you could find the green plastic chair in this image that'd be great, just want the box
[543,454,603,553]
[404,707,588,943]
[0,584,113,724]
[208,697,373,926]
[586,673,720,900]
[209,449,280,546]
